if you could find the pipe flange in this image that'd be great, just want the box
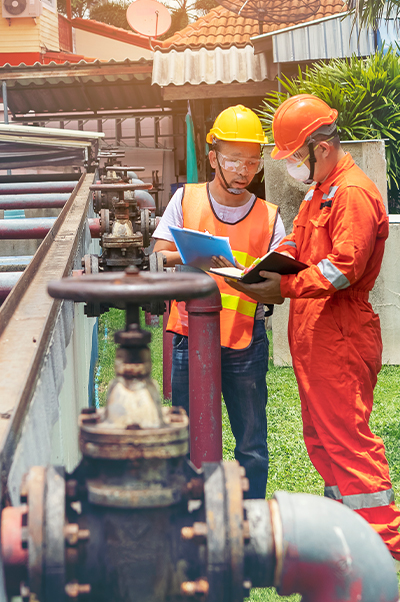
[203,461,245,602]
[100,209,110,235]
[86,474,187,508]
[141,208,150,248]
[26,466,46,600]
[79,406,189,460]
[44,466,66,601]
[102,233,142,249]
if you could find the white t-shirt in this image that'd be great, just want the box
[153,186,286,247]
[153,186,286,321]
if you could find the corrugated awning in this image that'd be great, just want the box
[0,124,103,169]
[0,59,163,117]
[251,12,375,63]
[152,44,275,87]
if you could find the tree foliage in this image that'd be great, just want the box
[58,0,218,36]
[348,0,400,30]
[90,0,130,29]
[258,46,400,212]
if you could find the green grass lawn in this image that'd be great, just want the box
[95,309,400,601]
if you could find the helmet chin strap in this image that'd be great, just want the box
[216,155,246,195]
[304,141,317,185]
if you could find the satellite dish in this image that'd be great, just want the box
[127,0,171,38]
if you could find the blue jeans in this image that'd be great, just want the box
[171,320,269,499]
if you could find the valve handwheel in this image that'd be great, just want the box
[48,267,217,307]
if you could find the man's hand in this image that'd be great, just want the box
[225,270,285,305]
[153,239,182,267]
[211,255,244,269]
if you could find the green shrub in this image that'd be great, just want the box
[258,46,400,212]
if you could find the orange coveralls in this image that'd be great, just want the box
[278,153,400,558]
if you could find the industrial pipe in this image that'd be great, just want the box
[0,218,101,239]
[0,182,77,195]
[0,256,33,272]
[186,288,223,467]
[271,491,399,602]
[0,273,22,302]
[134,190,156,210]
[0,194,69,210]
[162,300,173,400]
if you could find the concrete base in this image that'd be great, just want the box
[264,140,398,366]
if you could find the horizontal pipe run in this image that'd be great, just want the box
[0,218,100,239]
[0,256,33,272]
[0,194,69,210]
[0,181,77,195]
[0,273,22,303]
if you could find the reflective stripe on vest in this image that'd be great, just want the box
[221,293,257,318]
[324,485,342,501]
[234,250,256,268]
[342,488,395,510]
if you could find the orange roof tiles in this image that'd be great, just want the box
[157,1,348,50]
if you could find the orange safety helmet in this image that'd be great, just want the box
[206,105,267,145]
[271,94,338,160]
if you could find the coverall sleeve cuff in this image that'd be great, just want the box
[280,274,296,298]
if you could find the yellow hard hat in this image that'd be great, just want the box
[206,105,267,145]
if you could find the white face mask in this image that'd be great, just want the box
[286,159,311,183]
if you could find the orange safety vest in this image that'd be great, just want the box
[167,183,279,349]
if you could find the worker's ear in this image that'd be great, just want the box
[318,140,332,157]
[209,149,217,169]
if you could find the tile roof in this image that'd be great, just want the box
[156,1,347,50]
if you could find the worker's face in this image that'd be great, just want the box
[209,141,262,190]
[287,140,334,184]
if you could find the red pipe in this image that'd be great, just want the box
[0,182,76,195]
[0,218,100,239]
[186,290,222,468]
[1,506,28,566]
[88,218,101,239]
[162,300,173,400]
[0,194,69,209]
[0,218,56,239]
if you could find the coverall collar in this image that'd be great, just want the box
[317,153,354,196]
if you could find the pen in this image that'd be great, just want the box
[242,257,261,275]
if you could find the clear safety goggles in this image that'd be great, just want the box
[216,152,264,174]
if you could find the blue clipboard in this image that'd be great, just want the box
[169,226,235,270]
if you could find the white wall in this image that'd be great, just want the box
[74,28,152,61]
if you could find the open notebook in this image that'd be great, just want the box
[210,251,307,284]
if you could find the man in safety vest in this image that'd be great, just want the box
[222,94,400,558]
[153,105,285,498]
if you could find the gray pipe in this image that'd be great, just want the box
[0,256,32,272]
[244,491,398,602]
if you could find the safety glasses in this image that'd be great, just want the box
[289,136,335,165]
[216,152,264,174]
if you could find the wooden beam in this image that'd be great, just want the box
[163,81,278,101]
[0,64,153,82]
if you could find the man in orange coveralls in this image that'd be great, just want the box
[222,94,400,560]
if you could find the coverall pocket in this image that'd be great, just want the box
[309,209,332,264]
